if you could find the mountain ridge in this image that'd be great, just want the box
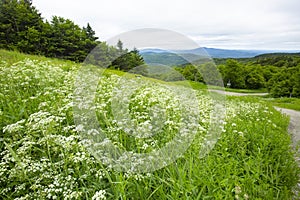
[140,47,300,58]
[140,47,300,65]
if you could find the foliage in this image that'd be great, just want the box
[110,48,145,71]
[0,1,144,65]
[175,62,224,86]
[0,0,44,52]
[174,64,203,82]
[199,62,224,86]
[219,59,246,88]
[0,0,99,62]
[254,53,300,68]
[197,53,300,97]
[268,66,300,97]
[216,56,300,97]
[244,65,266,89]
[45,16,95,62]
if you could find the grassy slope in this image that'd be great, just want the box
[0,49,76,66]
[263,97,300,111]
[209,85,268,93]
[0,49,299,199]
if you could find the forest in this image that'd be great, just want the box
[175,54,300,97]
[0,0,144,67]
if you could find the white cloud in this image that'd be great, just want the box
[33,0,300,50]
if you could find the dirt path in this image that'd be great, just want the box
[274,107,300,149]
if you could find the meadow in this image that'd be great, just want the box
[0,50,299,199]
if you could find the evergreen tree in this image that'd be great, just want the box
[110,47,144,71]
[82,23,99,56]
[85,41,119,67]
[0,0,101,61]
[46,16,98,62]
[117,39,123,52]
[83,23,98,41]
[0,0,44,52]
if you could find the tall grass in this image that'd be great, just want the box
[0,50,299,199]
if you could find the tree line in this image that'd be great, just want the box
[0,0,144,68]
[0,0,99,62]
[175,55,300,97]
[218,54,300,97]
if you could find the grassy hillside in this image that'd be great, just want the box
[0,50,299,199]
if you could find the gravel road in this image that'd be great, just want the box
[274,107,300,149]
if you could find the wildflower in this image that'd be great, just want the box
[76,124,85,132]
[238,131,244,137]
[92,190,106,200]
[235,185,242,194]
[3,119,25,133]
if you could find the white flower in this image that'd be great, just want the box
[3,119,25,133]
[92,190,106,200]
[76,124,85,132]
[235,185,242,194]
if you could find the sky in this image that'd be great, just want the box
[33,0,300,50]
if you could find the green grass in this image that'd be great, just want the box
[225,87,267,93]
[0,49,299,199]
[0,49,76,67]
[263,97,300,111]
[209,85,268,93]
[171,80,208,90]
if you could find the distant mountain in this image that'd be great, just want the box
[139,48,170,54]
[140,52,189,66]
[254,52,300,58]
[201,47,267,58]
[203,47,300,58]
[139,47,300,66]
[214,52,300,66]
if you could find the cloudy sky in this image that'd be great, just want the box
[33,0,300,50]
